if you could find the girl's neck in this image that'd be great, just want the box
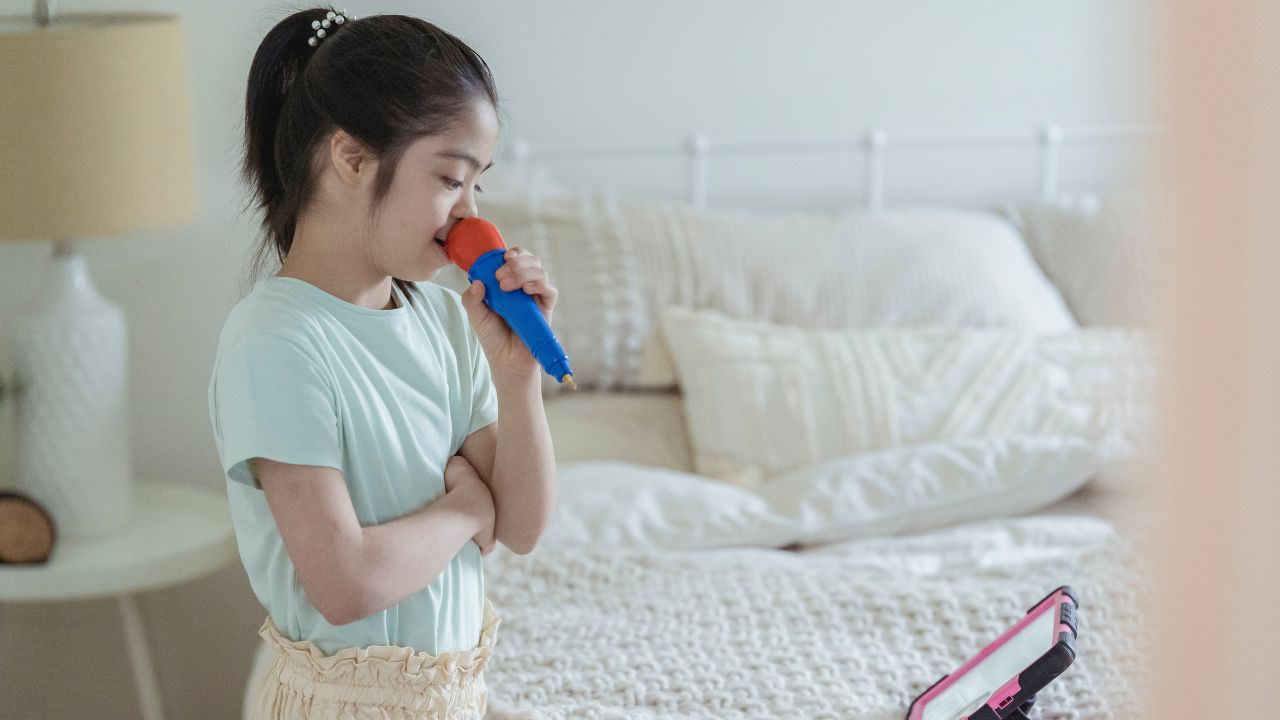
[278,211,396,311]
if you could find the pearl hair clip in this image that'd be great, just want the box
[308,9,355,46]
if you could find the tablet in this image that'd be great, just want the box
[906,586,1078,720]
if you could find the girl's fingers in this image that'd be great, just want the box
[495,254,548,287]
[523,279,558,302]
[499,267,551,291]
[494,253,557,313]
[497,254,542,277]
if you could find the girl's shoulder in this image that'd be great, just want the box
[213,278,473,360]
[215,278,327,357]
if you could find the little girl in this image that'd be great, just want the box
[206,8,556,719]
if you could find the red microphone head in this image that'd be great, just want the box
[446,217,507,272]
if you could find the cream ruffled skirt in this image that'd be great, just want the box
[250,597,501,720]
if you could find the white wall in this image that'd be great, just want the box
[0,2,1153,718]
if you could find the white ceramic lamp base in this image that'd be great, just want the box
[13,244,133,537]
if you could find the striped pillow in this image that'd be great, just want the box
[660,307,1158,486]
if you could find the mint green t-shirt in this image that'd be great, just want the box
[207,276,497,656]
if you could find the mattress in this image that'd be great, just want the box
[482,514,1148,719]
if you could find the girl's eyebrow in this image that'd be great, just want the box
[437,150,494,172]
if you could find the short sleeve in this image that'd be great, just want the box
[208,332,343,489]
[466,326,499,436]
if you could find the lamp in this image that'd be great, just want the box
[0,4,196,537]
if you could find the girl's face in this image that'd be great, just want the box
[369,99,499,281]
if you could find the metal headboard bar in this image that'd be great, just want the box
[508,123,1157,211]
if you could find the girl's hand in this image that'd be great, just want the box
[459,247,558,385]
[443,455,496,556]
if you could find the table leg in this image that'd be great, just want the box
[117,594,165,720]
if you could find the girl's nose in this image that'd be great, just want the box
[454,194,478,220]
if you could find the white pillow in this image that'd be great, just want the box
[1002,190,1169,327]
[635,203,1079,387]
[756,435,1099,547]
[660,307,1158,486]
[539,436,1098,551]
[540,461,795,550]
[438,190,1077,394]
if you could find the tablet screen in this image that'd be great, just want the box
[921,607,1058,720]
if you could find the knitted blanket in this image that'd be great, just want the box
[481,515,1149,719]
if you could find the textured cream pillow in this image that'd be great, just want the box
[1002,190,1169,327]
[437,189,1077,395]
[660,307,1159,486]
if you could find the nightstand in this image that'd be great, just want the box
[0,480,237,720]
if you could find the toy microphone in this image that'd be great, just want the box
[446,217,577,389]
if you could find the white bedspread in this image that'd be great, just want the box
[481,515,1148,719]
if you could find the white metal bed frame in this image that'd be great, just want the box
[507,123,1156,211]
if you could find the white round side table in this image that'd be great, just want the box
[0,480,237,720]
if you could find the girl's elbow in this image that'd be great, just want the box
[503,538,535,556]
[501,525,547,556]
[317,598,364,626]
[304,574,368,626]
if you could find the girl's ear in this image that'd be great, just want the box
[328,129,374,188]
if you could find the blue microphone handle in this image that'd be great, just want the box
[469,249,574,385]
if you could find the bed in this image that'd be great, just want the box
[478,393,1154,719]
[246,126,1163,719]
[481,508,1147,720]
[470,126,1162,719]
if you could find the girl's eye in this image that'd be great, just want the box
[442,178,483,194]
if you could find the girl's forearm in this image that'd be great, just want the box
[490,373,556,554]
[337,489,481,625]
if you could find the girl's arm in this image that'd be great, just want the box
[455,245,561,556]
[457,369,556,555]
[253,457,490,626]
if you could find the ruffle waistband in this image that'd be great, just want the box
[257,596,500,708]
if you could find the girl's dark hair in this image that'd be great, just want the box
[240,8,501,305]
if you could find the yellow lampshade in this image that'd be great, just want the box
[0,13,197,241]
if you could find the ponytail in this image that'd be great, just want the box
[243,9,321,265]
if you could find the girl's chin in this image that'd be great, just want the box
[414,257,456,281]
[404,244,453,280]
